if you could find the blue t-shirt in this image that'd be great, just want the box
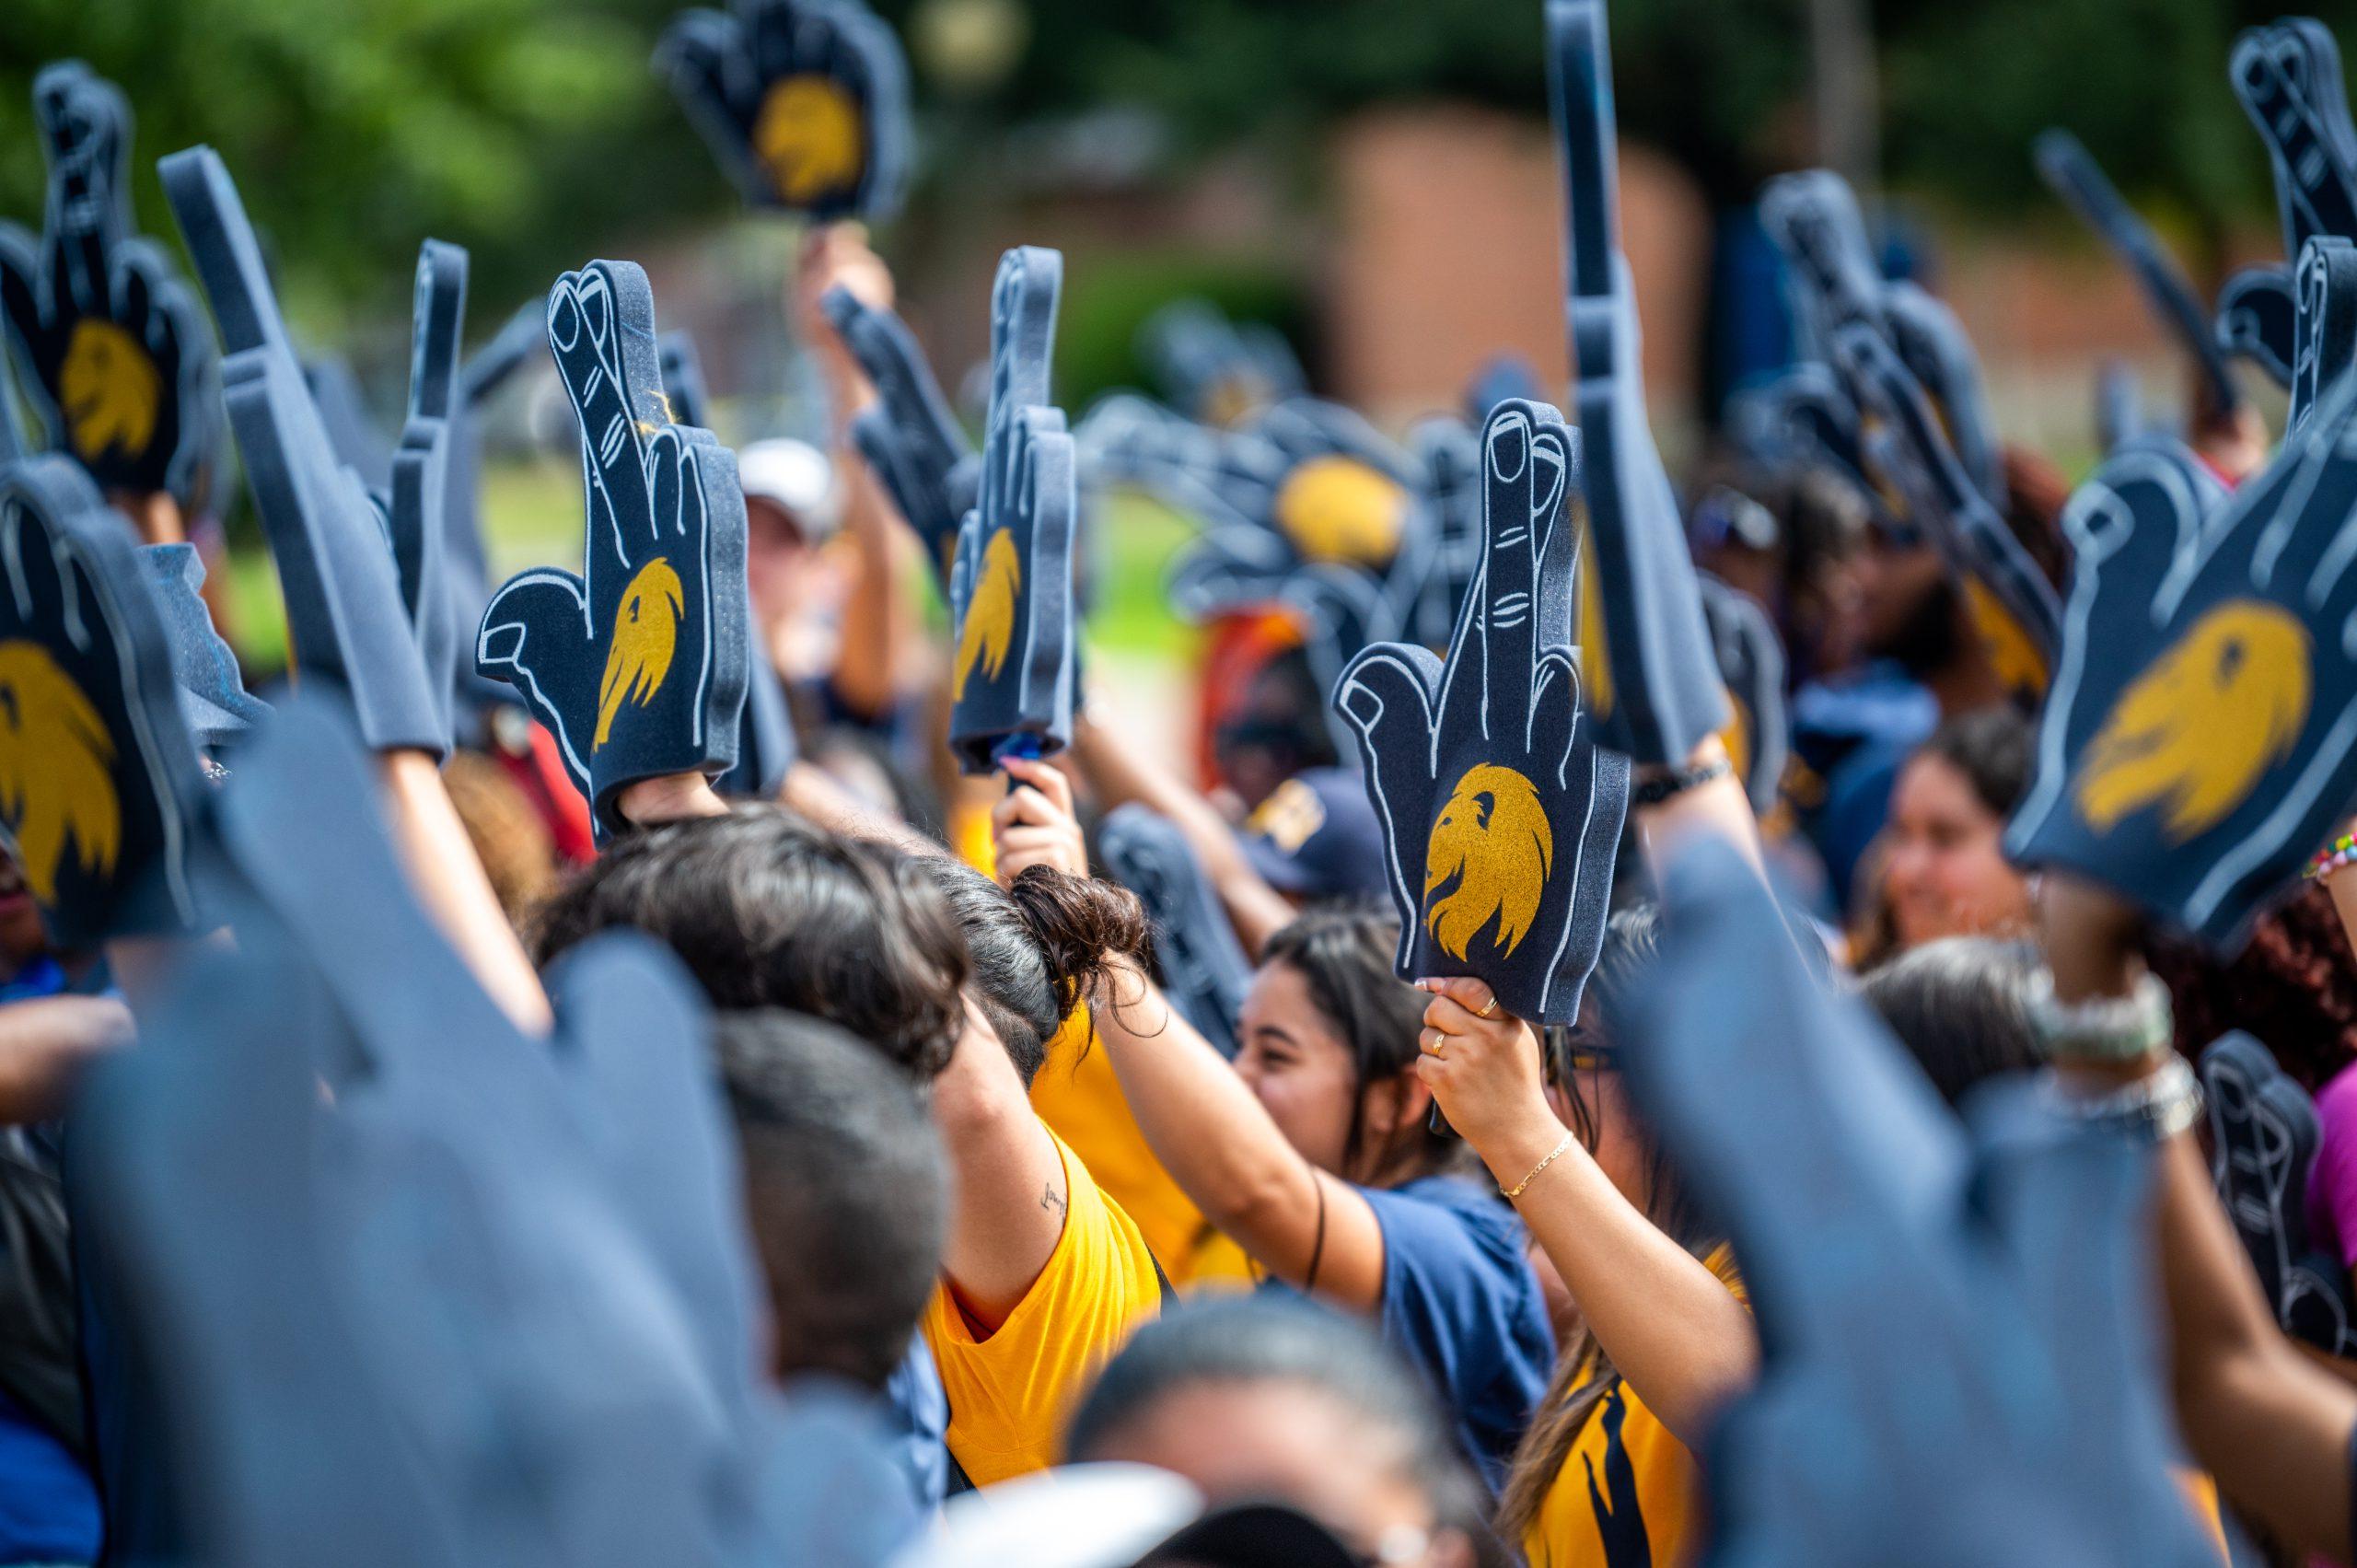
[0,1386,98,1565]
[881,1337,948,1506]
[1357,1174,1555,1496]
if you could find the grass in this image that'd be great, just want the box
[216,462,1206,679]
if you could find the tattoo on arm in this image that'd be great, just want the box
[1040,1180,1067,1222]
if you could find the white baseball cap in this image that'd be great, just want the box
[737,436,842,543]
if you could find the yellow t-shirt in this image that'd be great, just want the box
[921,1126,1164,1486]
[1028,1005,1212,1281]
[1526,1247,1747,1568]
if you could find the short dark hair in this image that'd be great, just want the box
[1860,936,2043,1109]
[1066,1295,1472,1499]
[912,862,1150,1087]
[530,807,970,1078]
[713,1010,946,1389]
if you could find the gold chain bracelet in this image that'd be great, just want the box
[1503,1131,1575,1201]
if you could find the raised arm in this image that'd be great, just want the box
[1066,711,1295,958]
[1415,975,1758,1448]
[2041,873,2355,1562]
[1094,956,1385,1310]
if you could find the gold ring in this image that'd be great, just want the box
[1477,996,1499,1019]
[1422,1030,1447,1059]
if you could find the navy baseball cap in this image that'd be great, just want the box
[1239,767,1392,903]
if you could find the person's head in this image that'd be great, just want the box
[1066,1297,1480,1568]
[1859,447,2067,688]
[713,1009,946,1390]
[1875,707,2034,955]
[0,848,48,969]
[2148,879,2357,1091]
[530,807,968,1079]
[1213,646,1338,810]
[1860,937,2041,1109]
[1237,906,1457,1189]
[738,437,843,631]
[914,860,1151,1087]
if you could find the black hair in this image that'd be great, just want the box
[1065,1295,1486,1547]
[529,807,970,1079]
[1258,903,1457,1181]
[911,861,1152,1087]
[712,1010,946,1390]
[1860,936,2043,1109]
[1912,705,2034,820]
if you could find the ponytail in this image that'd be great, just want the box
[913,859,1149,1086]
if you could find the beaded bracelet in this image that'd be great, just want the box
[2306,833,2357,882]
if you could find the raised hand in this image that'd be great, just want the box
[2034,129,2243,421]
[2290,234,2357,438]
[946,247,1078,772]
[2200,1032,2357,1357]
[1620,841,2219,1568]
[821,284,981,584]
[1333,400,1627,1024]
[1097,803,1252,1058]
[1550,0,1727,765]
[656,0,911,220]
[161,147,449,754]
[476,262,751,837]
[1697,574,1788,816]
[0,457,206,947]
[2219,20,2357,386]
[0,63,217,506]
[1833,321,2063,703]
[1998,392,2357,951]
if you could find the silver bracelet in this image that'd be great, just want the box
[2045,1053,2203,1144]
[2023,969,2174,1063]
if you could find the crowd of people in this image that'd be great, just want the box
[5,0,2357,1565]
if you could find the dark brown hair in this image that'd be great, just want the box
[529,807,970,1079]
[1260,904,1463,1186]
[913,860,1152,1086]
[2147,880,2357,1092]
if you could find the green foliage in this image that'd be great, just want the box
[0,0,721,339]
[1053,250,1306,412]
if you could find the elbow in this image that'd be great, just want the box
[1194,1156,1305,1245]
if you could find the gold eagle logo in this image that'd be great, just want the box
[1963,578,2049,700]
[2075,598,2309,842]
[754,75,865,205]
[595,557,686,750]
[60,319,161,465]
[1423,763,1553,959]
[1272,456,1407,565]
[953,527,1022,701]
[0,641,120,904]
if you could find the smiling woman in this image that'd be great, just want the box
[1855,706,2036,969]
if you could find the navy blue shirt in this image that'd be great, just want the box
[1358,1174,1555,1496]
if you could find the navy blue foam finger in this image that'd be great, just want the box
[0,456,207,944]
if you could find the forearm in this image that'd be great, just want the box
[0,998,134,1123]
[1097,957,1329,1278]
[1473,1101,1757,1447]
[782,760,941,859]
[830,468,914,721]
[1072,718,1294,957]
[931,1008,1067,1330]
[1631,736,1762,879]
[379,750,552,1034]
[2157,1132,2355,1560]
